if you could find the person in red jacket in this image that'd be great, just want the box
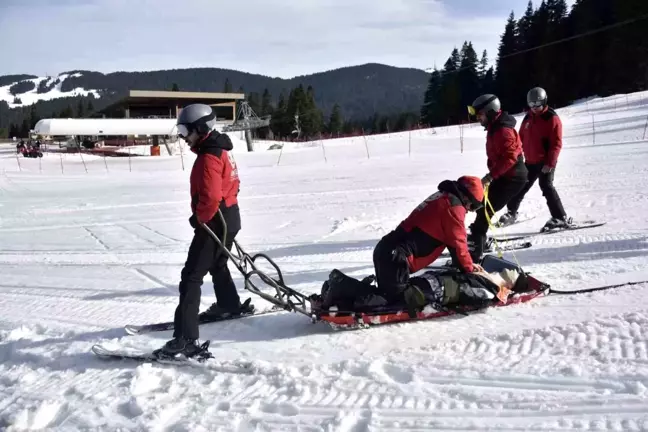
[372,176,486,312]
[498,87,571,231]
[155,104,252,359]
[466,94,528,261]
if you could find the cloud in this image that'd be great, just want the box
[0,0,549,78]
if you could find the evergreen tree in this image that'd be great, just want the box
[478,50,489,79]
[328,104,343,135]
[439,50,462,124]
[77,99,85,117]
[420,69,443,126]
[247,92,261,116]
[459,41,481,117]
[171,83,180,91]
[260,88,273,116]
[223,78,233,92]
[495,12,520,110]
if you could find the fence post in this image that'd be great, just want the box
[460,123,464,154]
[408,130,412,157]
[179,141,185,171]
[60,152,64,174]
[361,129,370,159]
[276,143,284,166]
[15,152,21,171]
[321,140,327,163]
[642,114,648,140]
[592,115,596,145]
[103,154,109,173]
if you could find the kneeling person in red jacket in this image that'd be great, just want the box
[373,176,486,311]
[156,104,252,359]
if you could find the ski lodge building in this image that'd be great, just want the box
[94,89,245,122]
[33,90,246,154]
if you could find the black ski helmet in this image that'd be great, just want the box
[469,94,501,126]
[527,87,547,108]
[176,103,217,142]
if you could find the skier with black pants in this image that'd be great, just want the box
[467,94,528,261]
[498,87,571,231]
[155,103,252,359]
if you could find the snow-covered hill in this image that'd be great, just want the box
[0,72,100,108]
[0,89,647,430]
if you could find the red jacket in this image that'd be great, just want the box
[519,107,563,168]
[190,132,240,223]
[399,181,474,273]
[486,112,524,179]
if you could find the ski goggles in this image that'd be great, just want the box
[528,100,545,109]
[176,123,193,138]
[467,105,478,116]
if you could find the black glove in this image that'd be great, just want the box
[481,173,493,186]
[189,214,198,229]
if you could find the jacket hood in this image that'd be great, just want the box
[192,131,234,155]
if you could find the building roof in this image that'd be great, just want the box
[96,90,245,116]
[128,90,245,101]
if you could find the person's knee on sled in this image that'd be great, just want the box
[373,175,486,314]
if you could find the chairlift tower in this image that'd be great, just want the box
[222,100,271,152]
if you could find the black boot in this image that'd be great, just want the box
[199,298,255,321]
[467,233,486,263]
[153,337,212,359]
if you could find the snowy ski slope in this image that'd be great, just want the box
[1,91,648,431]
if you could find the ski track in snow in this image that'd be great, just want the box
[1,93,648,430]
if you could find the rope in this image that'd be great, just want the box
[550,280,648,295]
[483,184,522,267]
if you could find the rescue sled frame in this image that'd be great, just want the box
[200,211,648,327]
[201,213,314,319]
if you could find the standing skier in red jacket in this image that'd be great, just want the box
[498,87,571,231]
[155,104,252,359]
[372,176,486,311]
[466,94,528,261]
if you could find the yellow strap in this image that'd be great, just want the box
[483,183,522,267]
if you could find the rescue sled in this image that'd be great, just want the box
[308,254,550,329]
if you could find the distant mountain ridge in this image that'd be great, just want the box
[0,63,430,134]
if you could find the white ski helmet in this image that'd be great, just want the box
[176,103,217,141]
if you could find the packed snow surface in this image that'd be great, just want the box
[1,91,648,430]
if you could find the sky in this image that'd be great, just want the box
[0,0,576,79]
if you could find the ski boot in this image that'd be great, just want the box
[541,216,573,232]
[199,298,255,322]
[496,210,518,227]
[153,337,213,360]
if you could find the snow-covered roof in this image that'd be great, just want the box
[33,118,178,136]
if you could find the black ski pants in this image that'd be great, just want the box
[471,174,528,238]
[373,228,411,303]
[507,163,567,219]
[173,221,240,340]
[373,226,442,302]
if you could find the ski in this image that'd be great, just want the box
[494,215,537,228]
[125,305,285,335]
[92,340,213,364]
[493,220,606,242]
[441,240,531,259]
[485,240,532,253]
[540,220,606,233]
